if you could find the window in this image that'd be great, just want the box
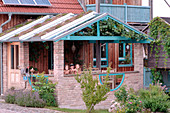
[48,42,54,70]
[99,73,125,91]
[93,43,108,68]
[100,0,112,4]
[11,45,19,69]
[119,43,133,67]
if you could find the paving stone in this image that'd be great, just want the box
[0,98,65,113]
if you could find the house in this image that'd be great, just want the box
[0,0,84,94]
[142,17,170,91]
[0,0,152,109]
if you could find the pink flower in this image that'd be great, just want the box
[128,102,132,104]
[139,101,142,103]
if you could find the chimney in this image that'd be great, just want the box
[96,0,100,13]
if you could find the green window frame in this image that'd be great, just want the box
[118,43,133,67]
[93,43,108,68]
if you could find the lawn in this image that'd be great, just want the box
[46,107,110,113]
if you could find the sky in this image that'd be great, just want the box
[142,0,170,17]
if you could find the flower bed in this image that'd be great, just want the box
[109,83,170,113]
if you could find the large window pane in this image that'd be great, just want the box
[93,43,108,67]
[11,45,14,69]
[119,43,123,57]
[48,42,54,70]
[15,45,19,69]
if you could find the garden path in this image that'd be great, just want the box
[0,98,64,113]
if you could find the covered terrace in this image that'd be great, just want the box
[0,11,152,92]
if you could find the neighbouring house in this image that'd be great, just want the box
[0,0,153,109]
[142,17,170,91]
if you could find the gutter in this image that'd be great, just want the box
[0,12,59,15]
[0,43,2,95]
[0,13,12,95]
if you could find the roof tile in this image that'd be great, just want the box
[0,0,83,14]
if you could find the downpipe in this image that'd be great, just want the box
[0,13,12,95]
[0,13,12,33]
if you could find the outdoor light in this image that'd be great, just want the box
[72,42,76,53]
[126,45,130,50]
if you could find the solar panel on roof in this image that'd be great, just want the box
[35,0,51,6]
[2,0,51,6]
[20,0,35,5]
[2,0,20,5]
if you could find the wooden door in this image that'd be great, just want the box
[8,42,20,89]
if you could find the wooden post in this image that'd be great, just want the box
[149,0,153,20]
[96,40,101,70]
[96,0,100,13]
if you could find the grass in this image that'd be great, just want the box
[46,107,109,113]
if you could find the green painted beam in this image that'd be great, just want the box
[61,36,151,43]
[61,36,130,40]
[89,40,150,43]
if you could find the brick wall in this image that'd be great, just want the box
[2,43,8,93]
[55,42,144,109]
[0,43,2,94]
[19,42,30,89]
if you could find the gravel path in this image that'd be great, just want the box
[0,99,64,113]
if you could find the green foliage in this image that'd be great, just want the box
[15,24,23,28]
[33,73,57,106]
[15,91,46,108]
[139,84,170,112]
[114,86,128,104]
[149,17,170,68]
[74,18,148,41]
[34,24,42,29]
[113,86,143,113]
[5,94,15,104]
[47,107,110,113]
[151,68,163,84]
[5,90,45,108]
[75,66,111,113]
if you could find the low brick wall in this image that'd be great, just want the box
[57,72,143,110]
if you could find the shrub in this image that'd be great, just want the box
[139,83,170,112]
[15,91,45,108]
[33,73,57,106]
[5,90,16,104]
[114,86,128,104]
[110,86,143,113]
[5,90,45,108]
[75,66,111,113]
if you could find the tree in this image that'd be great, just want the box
[75,66,111,113]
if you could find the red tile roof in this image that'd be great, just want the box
[0,0,83,14]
